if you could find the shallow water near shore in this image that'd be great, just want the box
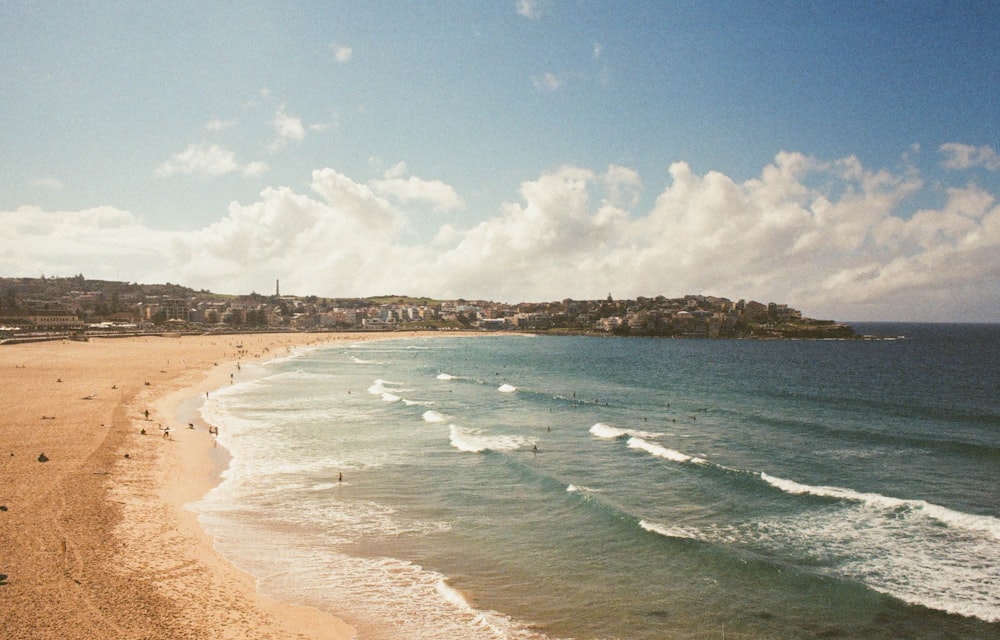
[192,324,1000,639]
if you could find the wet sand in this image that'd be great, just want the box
[0,332,432,639]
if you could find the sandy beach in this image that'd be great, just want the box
[0,331,437,640]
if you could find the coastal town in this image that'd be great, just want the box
[0,275,856,341]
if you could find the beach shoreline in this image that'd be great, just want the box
[0,331,476,639]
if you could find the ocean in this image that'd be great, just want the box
[192,324,1000,639]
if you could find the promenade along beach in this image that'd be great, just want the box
[0,332,366,640]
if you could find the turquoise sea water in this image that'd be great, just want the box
[193,325,1000,639]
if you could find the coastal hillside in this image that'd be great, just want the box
[0,275,853,339]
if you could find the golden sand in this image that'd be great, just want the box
[0,332,423,639]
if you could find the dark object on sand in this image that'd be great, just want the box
[37,453,49,463]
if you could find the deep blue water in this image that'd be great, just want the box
[194,325,1000,639]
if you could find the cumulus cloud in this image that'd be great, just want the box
[163,168,421,295]
[155,143,268,178]
[9,150,1000,321]
[368,163,465,213]
[0,205,177,281]
[940,143,1000,171]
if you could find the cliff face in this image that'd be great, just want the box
[743,321,856,339]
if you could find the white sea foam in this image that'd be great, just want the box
[448,424,531,454]
[566,484,600,495]
[627,437,707,464]
[589,423,627,439]
[315,555,547,639]
[437,373,456,380]
[639,519,704,541]
[197,332,1000,632]
[368,378,411,403]
[497,383,517,393]
[423,410,447,423]
[589,423,663,440]
[189,507,541,640]
[640,503,1000,624]
[434,579,524,637]
[760,473,1000,541]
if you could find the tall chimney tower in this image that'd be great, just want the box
[276,279,280,297]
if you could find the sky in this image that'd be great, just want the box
[2,1,999,322]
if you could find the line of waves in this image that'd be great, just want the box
[759,472,1000,541]
[448,424,534,454]
[367,378,431,407]
[436,370,608,411]
[588,422,665,440]
[252,540,555,640]
[627,437,707,465]
[602,425,1000,545]
[589,427,1000,624]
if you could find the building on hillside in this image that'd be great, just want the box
[29,314,84,330]
[742,301,769,323]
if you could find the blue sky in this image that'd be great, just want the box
[2,1,999,321]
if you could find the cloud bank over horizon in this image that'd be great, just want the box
[3,146,998,322]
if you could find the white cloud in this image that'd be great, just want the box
[332,44,353,63]
[155,143,269,178]
[0,205,177,281]
[603,164,642,209]
[516,0,541,20]
[383,161,408,179]
[940,143,1000,171]
[270,106,307,150]
[369,164,465,213]
[10,151,1000,321]
[241,161,270,177]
